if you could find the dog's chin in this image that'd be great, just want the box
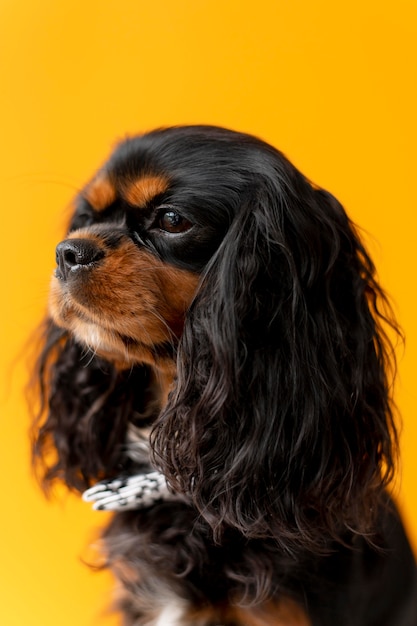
[49,305,175,374]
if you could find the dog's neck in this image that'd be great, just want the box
[83,362,179,513]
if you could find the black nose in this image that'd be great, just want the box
[55,238,104,281]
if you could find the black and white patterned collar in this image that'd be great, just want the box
[83,470,179,512]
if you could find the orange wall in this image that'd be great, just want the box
[1,2,416,624]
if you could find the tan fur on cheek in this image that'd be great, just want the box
[48,276,76,328]
[48,238,199,370]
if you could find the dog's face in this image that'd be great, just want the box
[49,126,250,370]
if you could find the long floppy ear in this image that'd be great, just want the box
[31,318,147,492]
[152,166,399,552]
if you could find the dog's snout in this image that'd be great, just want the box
[55,238,104,281]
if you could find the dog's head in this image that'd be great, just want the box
[33,125,399,552]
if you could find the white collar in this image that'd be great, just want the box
[82,470,179,512]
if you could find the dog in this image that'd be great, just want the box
[32,125,417,625]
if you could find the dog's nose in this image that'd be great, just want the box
[55,238,104,281]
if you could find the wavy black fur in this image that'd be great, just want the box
[152,167,397,552]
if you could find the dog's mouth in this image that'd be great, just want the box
[49,230,199,369]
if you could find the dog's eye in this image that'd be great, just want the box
[157,209,192,234]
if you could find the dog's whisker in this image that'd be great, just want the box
[80,345,99,368]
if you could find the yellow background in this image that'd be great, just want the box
[0,1,416,624]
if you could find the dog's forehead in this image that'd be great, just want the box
[82,140,240,215]
[80,127,278,218]
[81,134,182,212]
[83,171,170,212]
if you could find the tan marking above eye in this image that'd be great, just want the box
[122,175,170,207]
[83,173,117,211]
